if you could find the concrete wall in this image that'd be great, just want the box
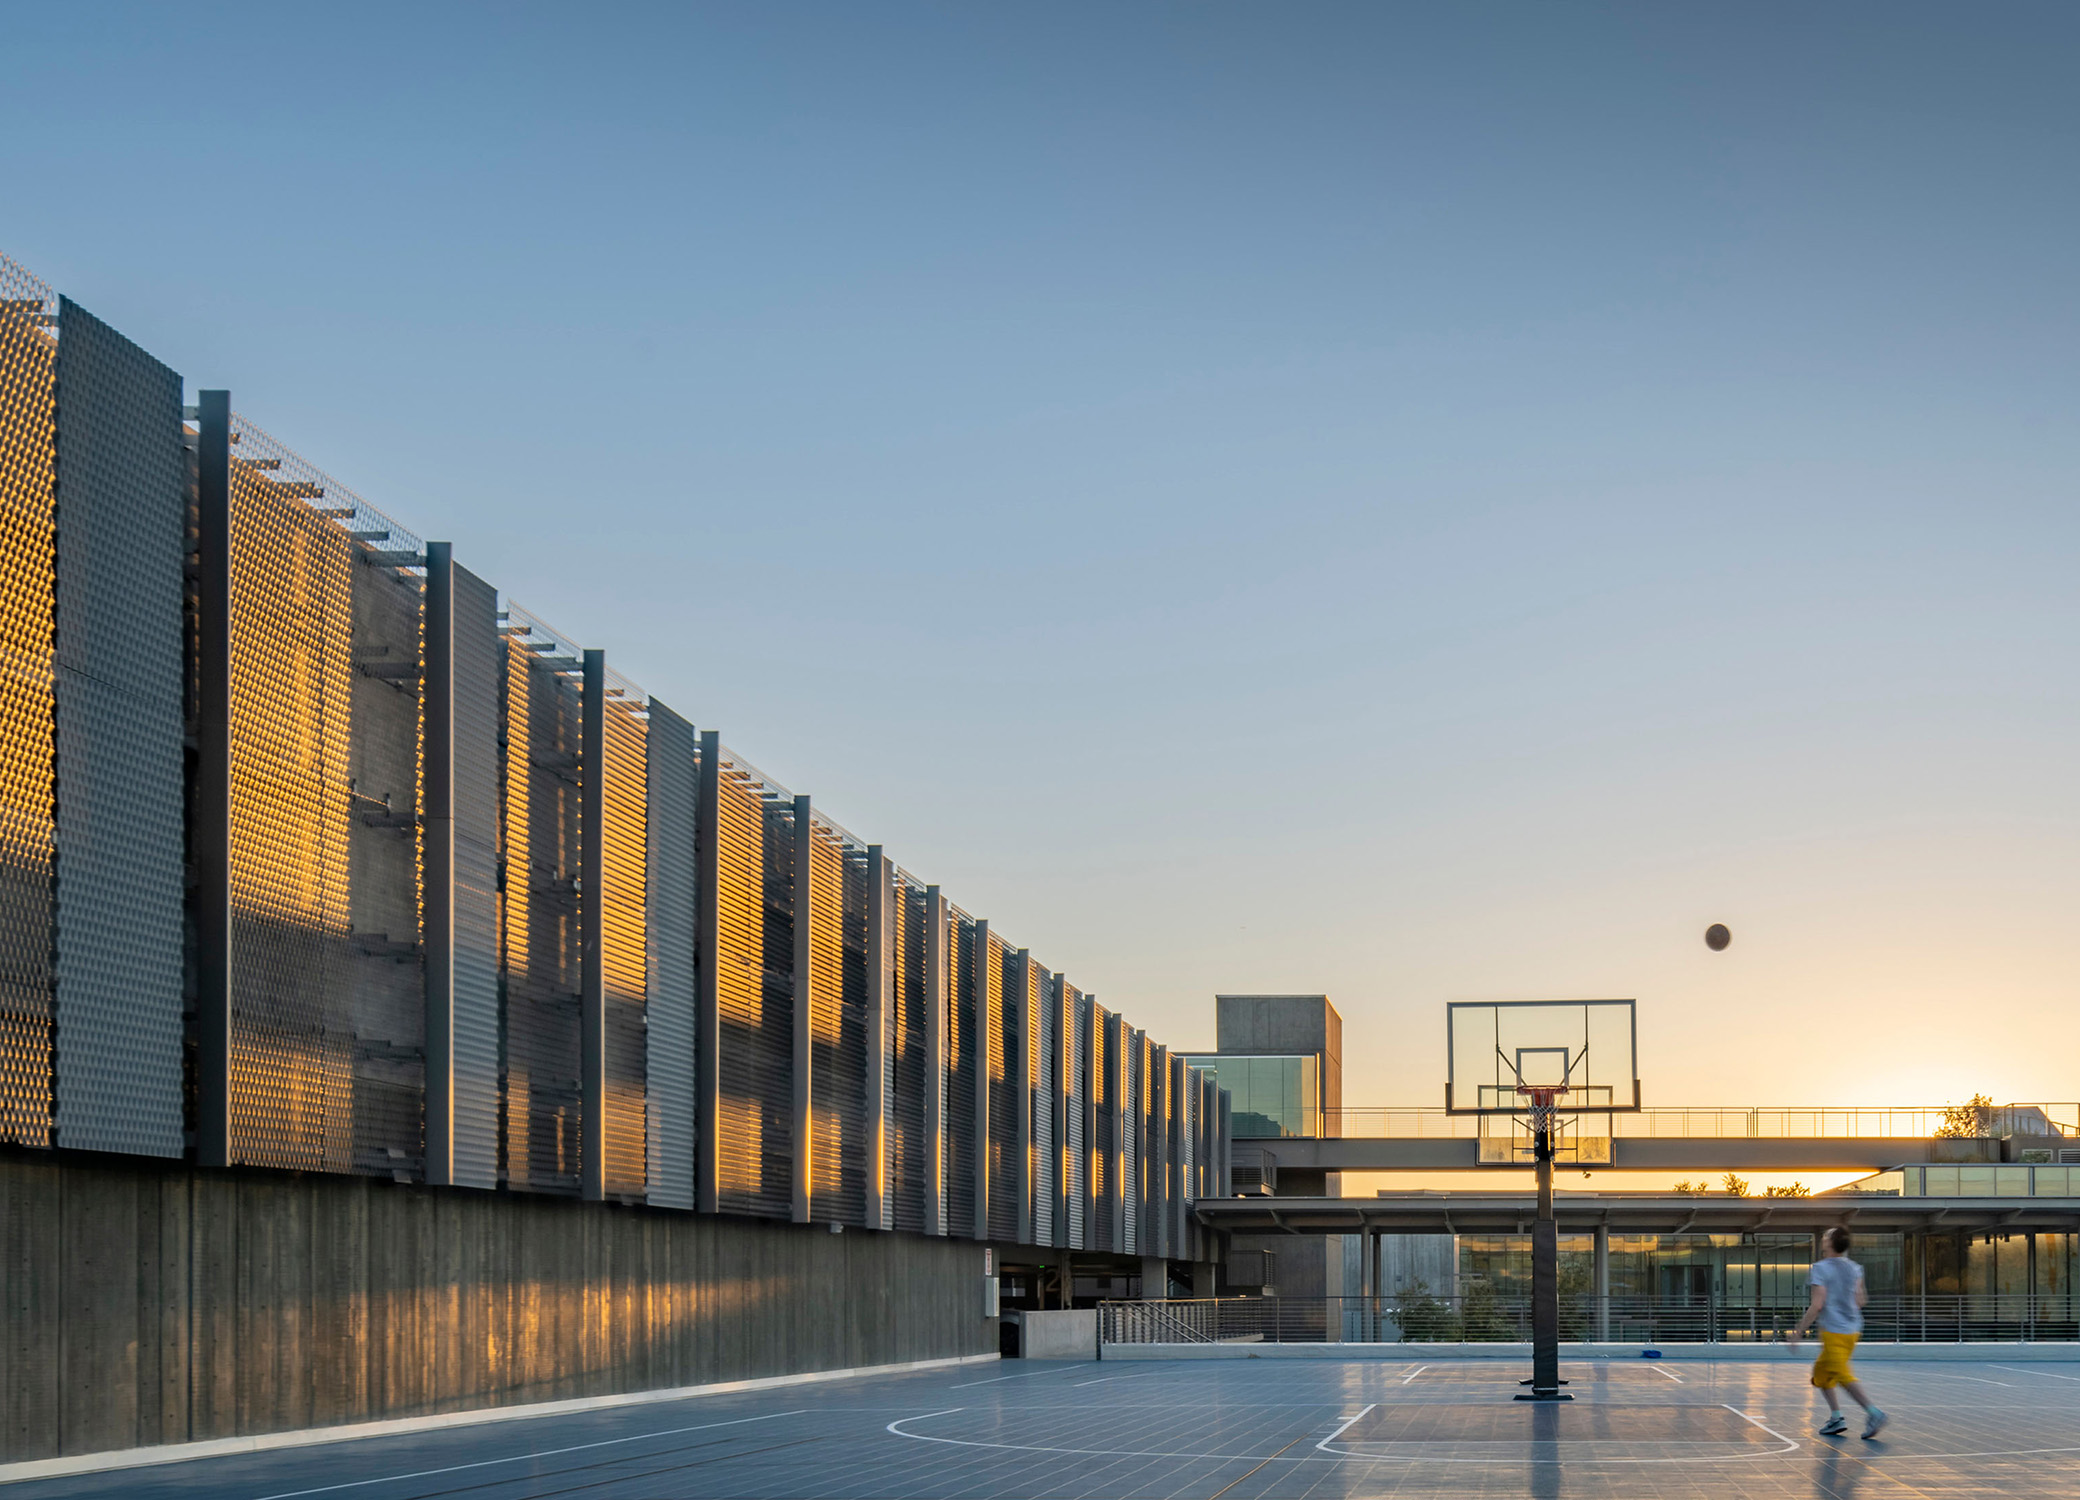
[1014,1309,1096,1359]
[0,1151,993,1462]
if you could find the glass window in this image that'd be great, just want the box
[1182,1054,1317,1137]
[1924,1166,1959,1196]
[2036,1166,2072,1196]
[1958,1166,1996,1196]
[1996,1167,2031,1196]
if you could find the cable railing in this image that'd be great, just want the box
[1277,1104,2080,1141]
[1100,1293,2080,1347]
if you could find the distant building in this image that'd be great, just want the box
[1184,994,1343,1297]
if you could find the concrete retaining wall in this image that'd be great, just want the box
[1016,1310,1097,1360]
[0,1151,994,1462]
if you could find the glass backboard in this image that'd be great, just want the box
[1446,999,1639,1115]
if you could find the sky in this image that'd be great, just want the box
[6,2,2076,1119]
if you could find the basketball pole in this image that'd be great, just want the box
[1516,1090,1571,1401]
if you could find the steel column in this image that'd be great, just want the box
[866,846,890,1230]
[193,390,232,1169]
[792,794,814,1223]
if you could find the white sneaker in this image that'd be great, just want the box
[1861,1410,1888,1440]
[1818,1414,1847,1437]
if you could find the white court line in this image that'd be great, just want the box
[1073,1372,1156,1386]
[1314,1405,1376,1454]
[1918,1371,2015,1387]
[248,1410,808,1500]
[1400,1366,1427,1384]
[892,1403,1804,1466]
[1988,1365,2080,1383]
[1652,1364,1685,1382]
[950,1367,1089,1389]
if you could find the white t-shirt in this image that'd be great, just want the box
[1809,1255,1863,1334]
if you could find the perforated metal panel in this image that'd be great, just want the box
[225,419,355,1171]
[806,819,864,1223]
[889,876,928,1233]
[601,679,649,1196]
[1121,1028,1141,1254]
[449,565,501,1188]
[945,913,975,1238]
[1147,1042,1169,1259]
[1065,984,1086,1250]
[0,261,54,1147]
[347,512,426,1179]
[500,613,584,1193]
[1030,961,1054,1247]
[986,933,1015,1242]
[713,760,789,1218]
[643,701,696,1210]
[47,298,184,1156]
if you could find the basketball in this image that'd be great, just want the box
[1705,923,1731,951]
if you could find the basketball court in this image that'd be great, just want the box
[8,1351,2080,1498]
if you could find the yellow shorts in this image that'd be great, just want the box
[1810,1331,1859,1388]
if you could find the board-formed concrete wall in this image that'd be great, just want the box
[0,1152,993,1462]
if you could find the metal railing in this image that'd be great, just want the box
[1292,1104,2080,1141]
[1099,1294,2080,1346]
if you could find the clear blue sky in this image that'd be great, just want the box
[9,3,2077,1107]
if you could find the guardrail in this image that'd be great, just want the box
[1285,1104,2080,1141]
[1099,1294,2080,1346]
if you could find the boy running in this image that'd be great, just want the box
[1788,1226,1888,1439]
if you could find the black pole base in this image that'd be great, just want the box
[1513,1392,1575,1402]
[1518,1378,1570,1385]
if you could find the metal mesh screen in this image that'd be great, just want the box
[836,844,870,1226]
[946,912,975,1238]
[806,819,863,1223]
[986,932,1015,1242]
[1147,1042,1168,1259]
[0,259,54,1146]
[1030,961,1054,1246]
[347,509,427,1179]
[601,674,649,1196]
[1121,1028,1140,1254]
[889,876,928,1233]
[713,758,788,1218]
[48,297,185,1156]
[225,418,355,1170]
[643,701,696,1210]
[499,609,584,1193]
[1065,984,1086,1250]
[449,565,501,1188]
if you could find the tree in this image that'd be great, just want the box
[1721,1172,1750,1197]
[1763,1182,1811,1198]
[1935,1093,1997,1139]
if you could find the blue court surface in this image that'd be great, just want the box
[11,1355,2080,1499]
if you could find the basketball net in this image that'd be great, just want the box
[1515,1084,1570,1143]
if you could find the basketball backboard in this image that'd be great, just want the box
[1445,999,1639,1115]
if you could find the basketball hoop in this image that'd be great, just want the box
[1515,1083,1570,1140]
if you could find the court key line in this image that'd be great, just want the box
[247,1409,808,1500]
[950,1367,1088,1389]
[889,1401,1805,1466]
[1653,1364,1686,1383]
[1988,1365,2080,1383]
[1400,1366,1427,1384]
[1315,1405,1376,1454]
